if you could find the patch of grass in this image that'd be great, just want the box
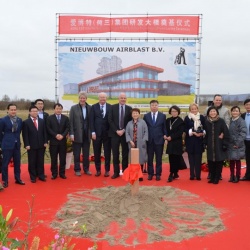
[61,94,195,106]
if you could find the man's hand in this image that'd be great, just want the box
[116,130,125,137]
[219,132,224,139]
[56,134,63,140]
[166,136,172,141]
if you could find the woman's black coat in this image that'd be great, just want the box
[204,117,230,162]
[184,114,206,154]
[166,116,185,155]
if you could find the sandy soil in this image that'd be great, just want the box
[51,185,224,246]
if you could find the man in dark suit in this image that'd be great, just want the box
[90,92,111,177]
[143,100,167,181]
[22,106,48,183]
[0,104,25,188]
[46,103,69,179]
[34,98,49,177]
[69,91,92,176]
[34,99,49,122]
[108,92,132,179]
[240,98,250,181]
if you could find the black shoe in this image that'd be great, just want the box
[104,171,110,177]
[3,182,8,188]
[190,177,195,180]
[147,175,153,180]
[167,173,173,183]
[208,179,214,183]
[51,175,57,180]
[111,174,119,179]
[31,179,36,183]
[38,178,46,182]
[233,176,239,183]
[60,175,67,179]
[213,179,219,184]
[173,173,179,179]
[15,180,25,185]
[84,171,92,176]
[143,169,148,173]
[156,176,161,181]
[207,173,211,179]
[228,175,234,182]
[139,177,143,181]
[95,171,101,177]
[196,177,201,181]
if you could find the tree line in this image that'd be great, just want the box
[0,95,55,110]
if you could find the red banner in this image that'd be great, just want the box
[58,15,200,35]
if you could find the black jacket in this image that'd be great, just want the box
[204,117,230,161]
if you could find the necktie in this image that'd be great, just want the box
[152,113,156,125]
[101,105,104,118]
[120,105,124,129]
[57,115,60,124]
[33,118,38,130]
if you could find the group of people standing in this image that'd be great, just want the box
[185,95,250,185]
[0,99,52,188]
[1,92,250,190]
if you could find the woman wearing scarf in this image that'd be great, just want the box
[166,105,185,182]
[228,106,247,183]
[184,103,206,180]
[204,107,230,184]
[125,108,148,181]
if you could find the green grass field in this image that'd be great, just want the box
[62,94,196,113]
[62,94,195,104]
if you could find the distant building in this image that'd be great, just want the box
[78,63,191,98]
[64,83,78,94]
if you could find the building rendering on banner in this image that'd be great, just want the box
[63,83,78,94]
[78,63,191,98]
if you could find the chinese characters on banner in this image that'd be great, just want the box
[58,15,200,35]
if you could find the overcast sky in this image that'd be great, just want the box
[0,0,249,101]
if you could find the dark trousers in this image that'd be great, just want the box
[73,140,90,173]
[111,135,128,175]
[49,144,67,177]
[27,148,45,181]
[230,160,241,177]
[169,154,181,175]
[1,144,21,184]
[208,160,223,181]
[244,140,250,178]
[93,134,111,172]
[188,153,202,179]
[147,142,164,176]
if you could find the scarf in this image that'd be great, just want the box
[133,119,138,148]
[208,115,220,123]
[231,116,240,122]
[188,112,201,131]
[9,116,18,132]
